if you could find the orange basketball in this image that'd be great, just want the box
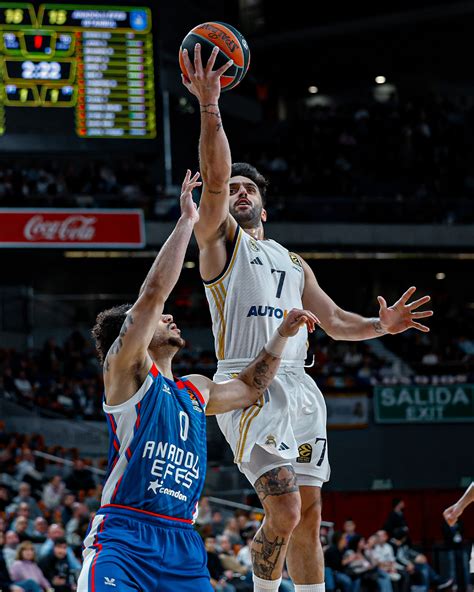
[179,22,250,92]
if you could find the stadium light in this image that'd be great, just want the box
[375,76,386,84]
[436,272,446,280]
[308,85,318,94]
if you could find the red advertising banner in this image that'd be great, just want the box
[0,209,145,248]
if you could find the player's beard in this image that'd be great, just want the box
[230,203,263,229]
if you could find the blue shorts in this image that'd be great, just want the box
[77,505,213,592]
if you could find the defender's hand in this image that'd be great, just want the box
[180,170,201,224]
[378,287,433,334]
[279,308,320,338]
[181,44,234,103]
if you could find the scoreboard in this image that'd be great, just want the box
[0,3,156,142]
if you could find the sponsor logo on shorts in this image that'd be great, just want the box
[247,305,288,319]
[296,443,313,463]
[104,577,116,587]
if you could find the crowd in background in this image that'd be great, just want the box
[0,431,469,592]
[1,93,473,223]
[1,302,473,420]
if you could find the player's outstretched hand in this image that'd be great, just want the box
[181,44,233,103]
[279,308,320,338]
[180,170,201,225]
[443,503,463,526]
[378,286,433,335]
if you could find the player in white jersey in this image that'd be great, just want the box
[443,483,474,572]
[182,45,434,592]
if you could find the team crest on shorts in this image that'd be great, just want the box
[265,434,277,447]
[297,443,312,463]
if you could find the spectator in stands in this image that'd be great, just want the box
[14,456,42,492]
[10,504,35,536]
[0,530,37,592]
[8,484,41,520]
[60,493,76,526]
[83,485,101,514]
[390,528,453,591]
[65,502,89,550]
[205,536,236,592]
[343,518,359,545]
[64,459,95,494]
[324,531,356,592]
[13,371,34,404]
[13,517,32,543]
[211,510,225,536]
[370,530,402,583]
[217,534,250,579]
[42,476,65,511]
[384,499,408,537]
[196,496,212,527]
[38,524,80,571]
[236,531,256,571]
[38,537,77,592]
[0,485,11,513]
[223,517,244,547]
[344,535,392,592]
[9,541,51,591]
[31,518,48,544]
[442,518,470,591]
[3,531,20,570]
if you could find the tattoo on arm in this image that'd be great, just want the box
[200,104,222,132]
[372,319,386,334]
[254,466,298,502]
[251,526,285,579]
[252,359,272,393]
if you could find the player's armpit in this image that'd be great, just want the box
[194,190,237,247]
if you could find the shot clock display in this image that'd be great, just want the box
[0,3,156,143]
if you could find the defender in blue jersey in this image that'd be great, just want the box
[77,170,319,592]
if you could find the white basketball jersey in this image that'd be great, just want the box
[204,227,308,361]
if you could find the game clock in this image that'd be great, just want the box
[0,3,157,143]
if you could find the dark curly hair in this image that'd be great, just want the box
[231,163,269,205]
[91,303,132,364]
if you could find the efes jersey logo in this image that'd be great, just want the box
[187,389,203,413]
[289,252,302,269]
[296,443,313,463]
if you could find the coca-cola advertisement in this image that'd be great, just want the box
[0,209,145,248]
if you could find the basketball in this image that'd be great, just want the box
[179,22,250,91]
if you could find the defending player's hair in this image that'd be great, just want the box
[92,304,132,364]
[231,162,269,204]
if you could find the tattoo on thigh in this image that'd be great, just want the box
[254,466,298,502]
[251,526,285,579]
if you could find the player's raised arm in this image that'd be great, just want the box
[187,309,320,415]
[100,171,201,403]
[181,44,237,247]
[299,257,433,340]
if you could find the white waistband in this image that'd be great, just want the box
[217,358,306,372]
